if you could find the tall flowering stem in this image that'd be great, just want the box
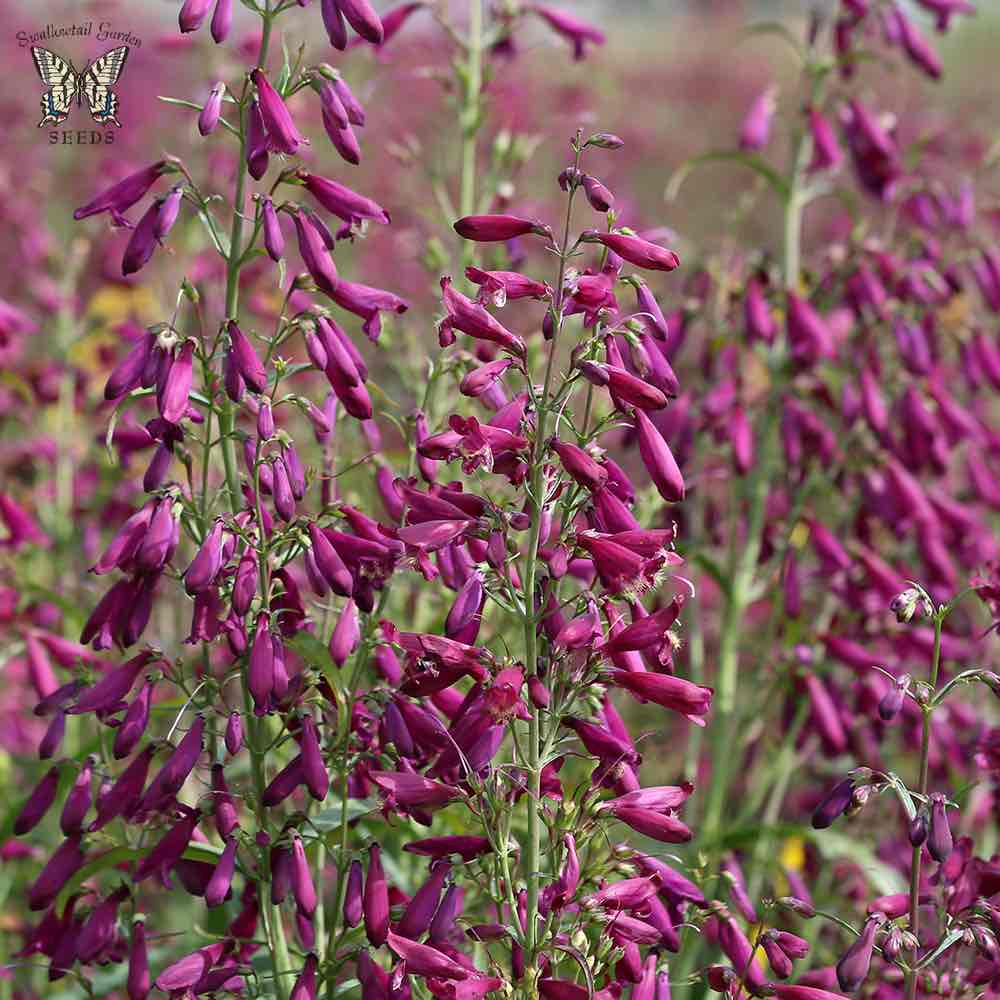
[520,135,584,963]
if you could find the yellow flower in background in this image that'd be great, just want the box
[781,836,806,873]
[68,284,160,375]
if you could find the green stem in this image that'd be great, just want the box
[700,122,810,848]
[520,139,582,980]
[458,0,483,276]
[905,612,943,1000]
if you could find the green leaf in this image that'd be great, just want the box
[287,631,339,687]
[311,799,379,832]
[194,203,230,257]
[917,928,963,970]
[884,773,917,821]
[666,150,790,203]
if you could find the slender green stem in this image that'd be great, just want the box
[458,0,483,277]
[700,119,810,848]
[520,139,583,980]
[905,612,943,1000]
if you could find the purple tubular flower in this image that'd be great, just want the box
[329,600,360,666]
[786,292,835,364]
[308,523,354,596]
[337,0,384,43]
[179,0,213,32]
[293,210,339,291]
[184,519,226,595]
[159,340,195,424]
[453,214,550,242]
[587,231,680,272]
[205,836,237,907]
[211,0,233,42]
[386,931,469,981]
[224,711,243,755]
[398,861,450,939]
[324,115,361,164]
[298,170,390,226]
[133,809,201,884]
[744,276,776,343]
[291,953,318,1000]
[70,651,152,715]
[299,716,329,801]
[343,859,364,926]
[739,85,777,150]
[232,549,258,617]
[211,763,239,839]
[927,793,953,862]
[321,0,348,48]
[74,160,169,222]
[251,69,305,154]
[199,82,225,135]
[808,107,843,171]
[227,320,268,394]
[114,679,153,758]
[127,919,150,1000]
[246,100,270,179]
[121,200,161,276]
[249,616,275,715]
[38,710,66,759]
[811,776,855,829]
[317,80,349,129]
[532,4,605,59]
[29,835,86,911]
[291,833,317,915]
[105,333,154,400]
[155,942,225,992]
[634,407,685,501]
[262,197,285,261]
[364,844,389,946]
[262,755,306,806]
[140,714,205,810]
[14,765,61,835]
[582,174,614,212]
[439,277,526,356]
[836,916,881,992]
[91,746,154,831]
[272,457,296,522]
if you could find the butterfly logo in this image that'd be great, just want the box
[31,45,130,128]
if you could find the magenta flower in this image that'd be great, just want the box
[585,232,680,272]
[370,770,462,809]
[0,494,50,549]
[439,277,527,356]
[74,160,169,224]
[386,931,470,980]
[531,5,606,59]
[739,85,778,151]
[606,669,713,725]
[251,69,305,155]
[634,407,685,502]
[198,82,224,135]
[453,214,550,242]
[364,844,389,946]
[298,170,390,226]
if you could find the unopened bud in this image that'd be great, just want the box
[890,587,932,623]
